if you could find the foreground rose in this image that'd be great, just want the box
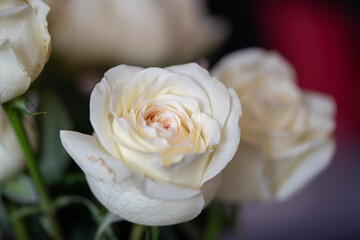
[213,48,336,201]
[0,0,51,103]
[46,0,227,66]
[60,63,241,225]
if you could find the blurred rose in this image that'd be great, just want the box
[0,0,51,103]
[47,0,227,66]
[213,48,336,201]
[0,106,36,183]
[60,63,241,225]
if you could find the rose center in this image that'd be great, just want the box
[144,106,179,136]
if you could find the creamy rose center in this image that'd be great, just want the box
[144,106,179,135]
[140,102,193,147]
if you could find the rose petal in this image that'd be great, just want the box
[0,0,23,9]
[217,142,271,202]
[60,131,131,182]
[156,94,200,116]
[90,79,118,157]
[201,88,242,185]
[200,172,222,207]
[27,0,51,54]
[0,3,49,80]
[113,138,211,189]
[274,138,335,200]
[139,176,201,200]
[212,48,296,88]
[86,175,204,226]
[304,91,336,132]
[140,72,211,113]
[200,113,221,147]
[166,63,231,127]
[0,39,30,103]
[270,133,325,160]
[104,64,143,88]
[90,65,143,157]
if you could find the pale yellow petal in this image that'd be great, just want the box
[86,175,204,226]
[0,39,30,103]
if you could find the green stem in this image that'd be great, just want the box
[3,102,63,240]
[130,224,145,240]
[204,202,224,240]
[150,226,160,240]
[7,201,30,240]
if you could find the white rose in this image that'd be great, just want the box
[213,48,336,201]
[60,63,241,225]
[46,0,227,66]
[0,0,51,103]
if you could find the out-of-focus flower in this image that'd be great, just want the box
[0,106,24,182]
[213,48,336,201]
[47,0,227,66]
[60,63,241,225]
[0,0,51,103]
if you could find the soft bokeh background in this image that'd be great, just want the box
[5,0,357,239]
[206,0,360,239]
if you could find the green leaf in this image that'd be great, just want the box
[95,211,122,240]
[40,215,55,239]
[2,175,39,204]
[10,206,42,222]
[11,96,45,117]
[39,89,73,184]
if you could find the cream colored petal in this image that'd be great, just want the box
[104,64,143,88]
[200,172,222,207]
[116,68,169,114]
[166,63,231,127]
[212,48,295,89]
[86,175,204,226]
[60,131,132,182]
[304,91,336,132]
[112,117,149,151]
[155,94,200,116]
[90,78,119,157]
[217,142,271,202]
[114,140,211,189]
[201,88,242,185]
[242,128,300,158]
[27,0,51,55]
[0,3,49,80]
[109,78,203,152]
[139,176,201,200]
[0,39,30,103]
[274,138,335,200]
[270,133,324,160]
[0,105,25,182]
[122,69,211,116]
[199,113,221,147]
[0,0,26,9]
